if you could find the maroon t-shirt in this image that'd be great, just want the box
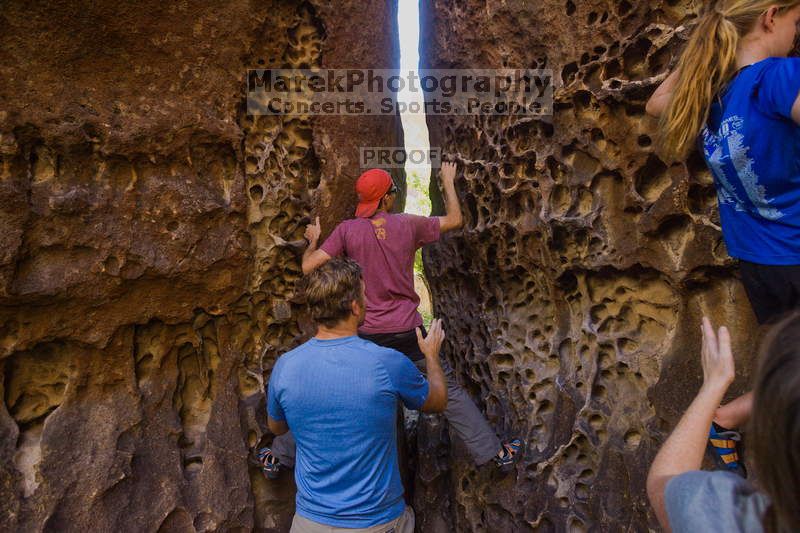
[320,212,441,334]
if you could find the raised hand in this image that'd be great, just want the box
[304,216,321,244]
[437,161,464,232]
[700,316,735,392]
[440,161,457,184]
[416,318,445,360]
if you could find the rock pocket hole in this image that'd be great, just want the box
[249,184,264,202]
[104,255,121,276]
[624,430,642,448]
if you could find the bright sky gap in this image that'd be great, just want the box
[397,0,431,216]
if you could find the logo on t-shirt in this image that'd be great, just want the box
[702,115,784,221]
[371,217,387,240]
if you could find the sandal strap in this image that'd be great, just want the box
[709,438,737,449]
[720,452,739,464]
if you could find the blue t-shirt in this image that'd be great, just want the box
[702,57,800,265]
[267,335,429,528]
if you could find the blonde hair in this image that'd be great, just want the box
[660,0,800,159]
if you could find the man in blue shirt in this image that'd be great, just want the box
[267,257,447,532]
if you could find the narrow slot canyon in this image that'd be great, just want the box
[0,1,761,532]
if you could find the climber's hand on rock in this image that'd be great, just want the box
[700,316,735,393]
[417,319,445,360]
[304,216,321,244]
[440,161,457,184]
[418,320,447,413]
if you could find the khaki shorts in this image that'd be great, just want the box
[289,506,414,533]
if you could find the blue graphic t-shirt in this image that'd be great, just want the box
[267,336,429,528]
[702,57,800,265]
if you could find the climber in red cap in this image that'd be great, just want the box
[257,161,523,480]
[301,166,458,337]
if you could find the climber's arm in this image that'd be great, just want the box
[302,247,331,275]
[302,216,332,275]
[417,321,447,413]
[437,161,463,233]
[267,374,290,436]
[267,416,289,436]
[646,69,679,118]
[646,318,735,530]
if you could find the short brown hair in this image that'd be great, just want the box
[750,311,800,532]
[304,258,363,328]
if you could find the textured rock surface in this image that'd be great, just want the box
[0,0,768,531]
[416,1,760,531]
[0,1,399,531]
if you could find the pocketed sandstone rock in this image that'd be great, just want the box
[0,1,400,530]
[416,1,759,530]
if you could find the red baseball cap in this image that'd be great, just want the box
[355,169,394,218]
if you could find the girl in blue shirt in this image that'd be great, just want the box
[647,0,800,479]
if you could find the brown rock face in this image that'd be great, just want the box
[0,1,399,530]
[0,0,767,531]
[415,1,759,531]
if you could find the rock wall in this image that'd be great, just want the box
[0,1,400,531]
[1,0,768,531]
[416,1,760,531]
